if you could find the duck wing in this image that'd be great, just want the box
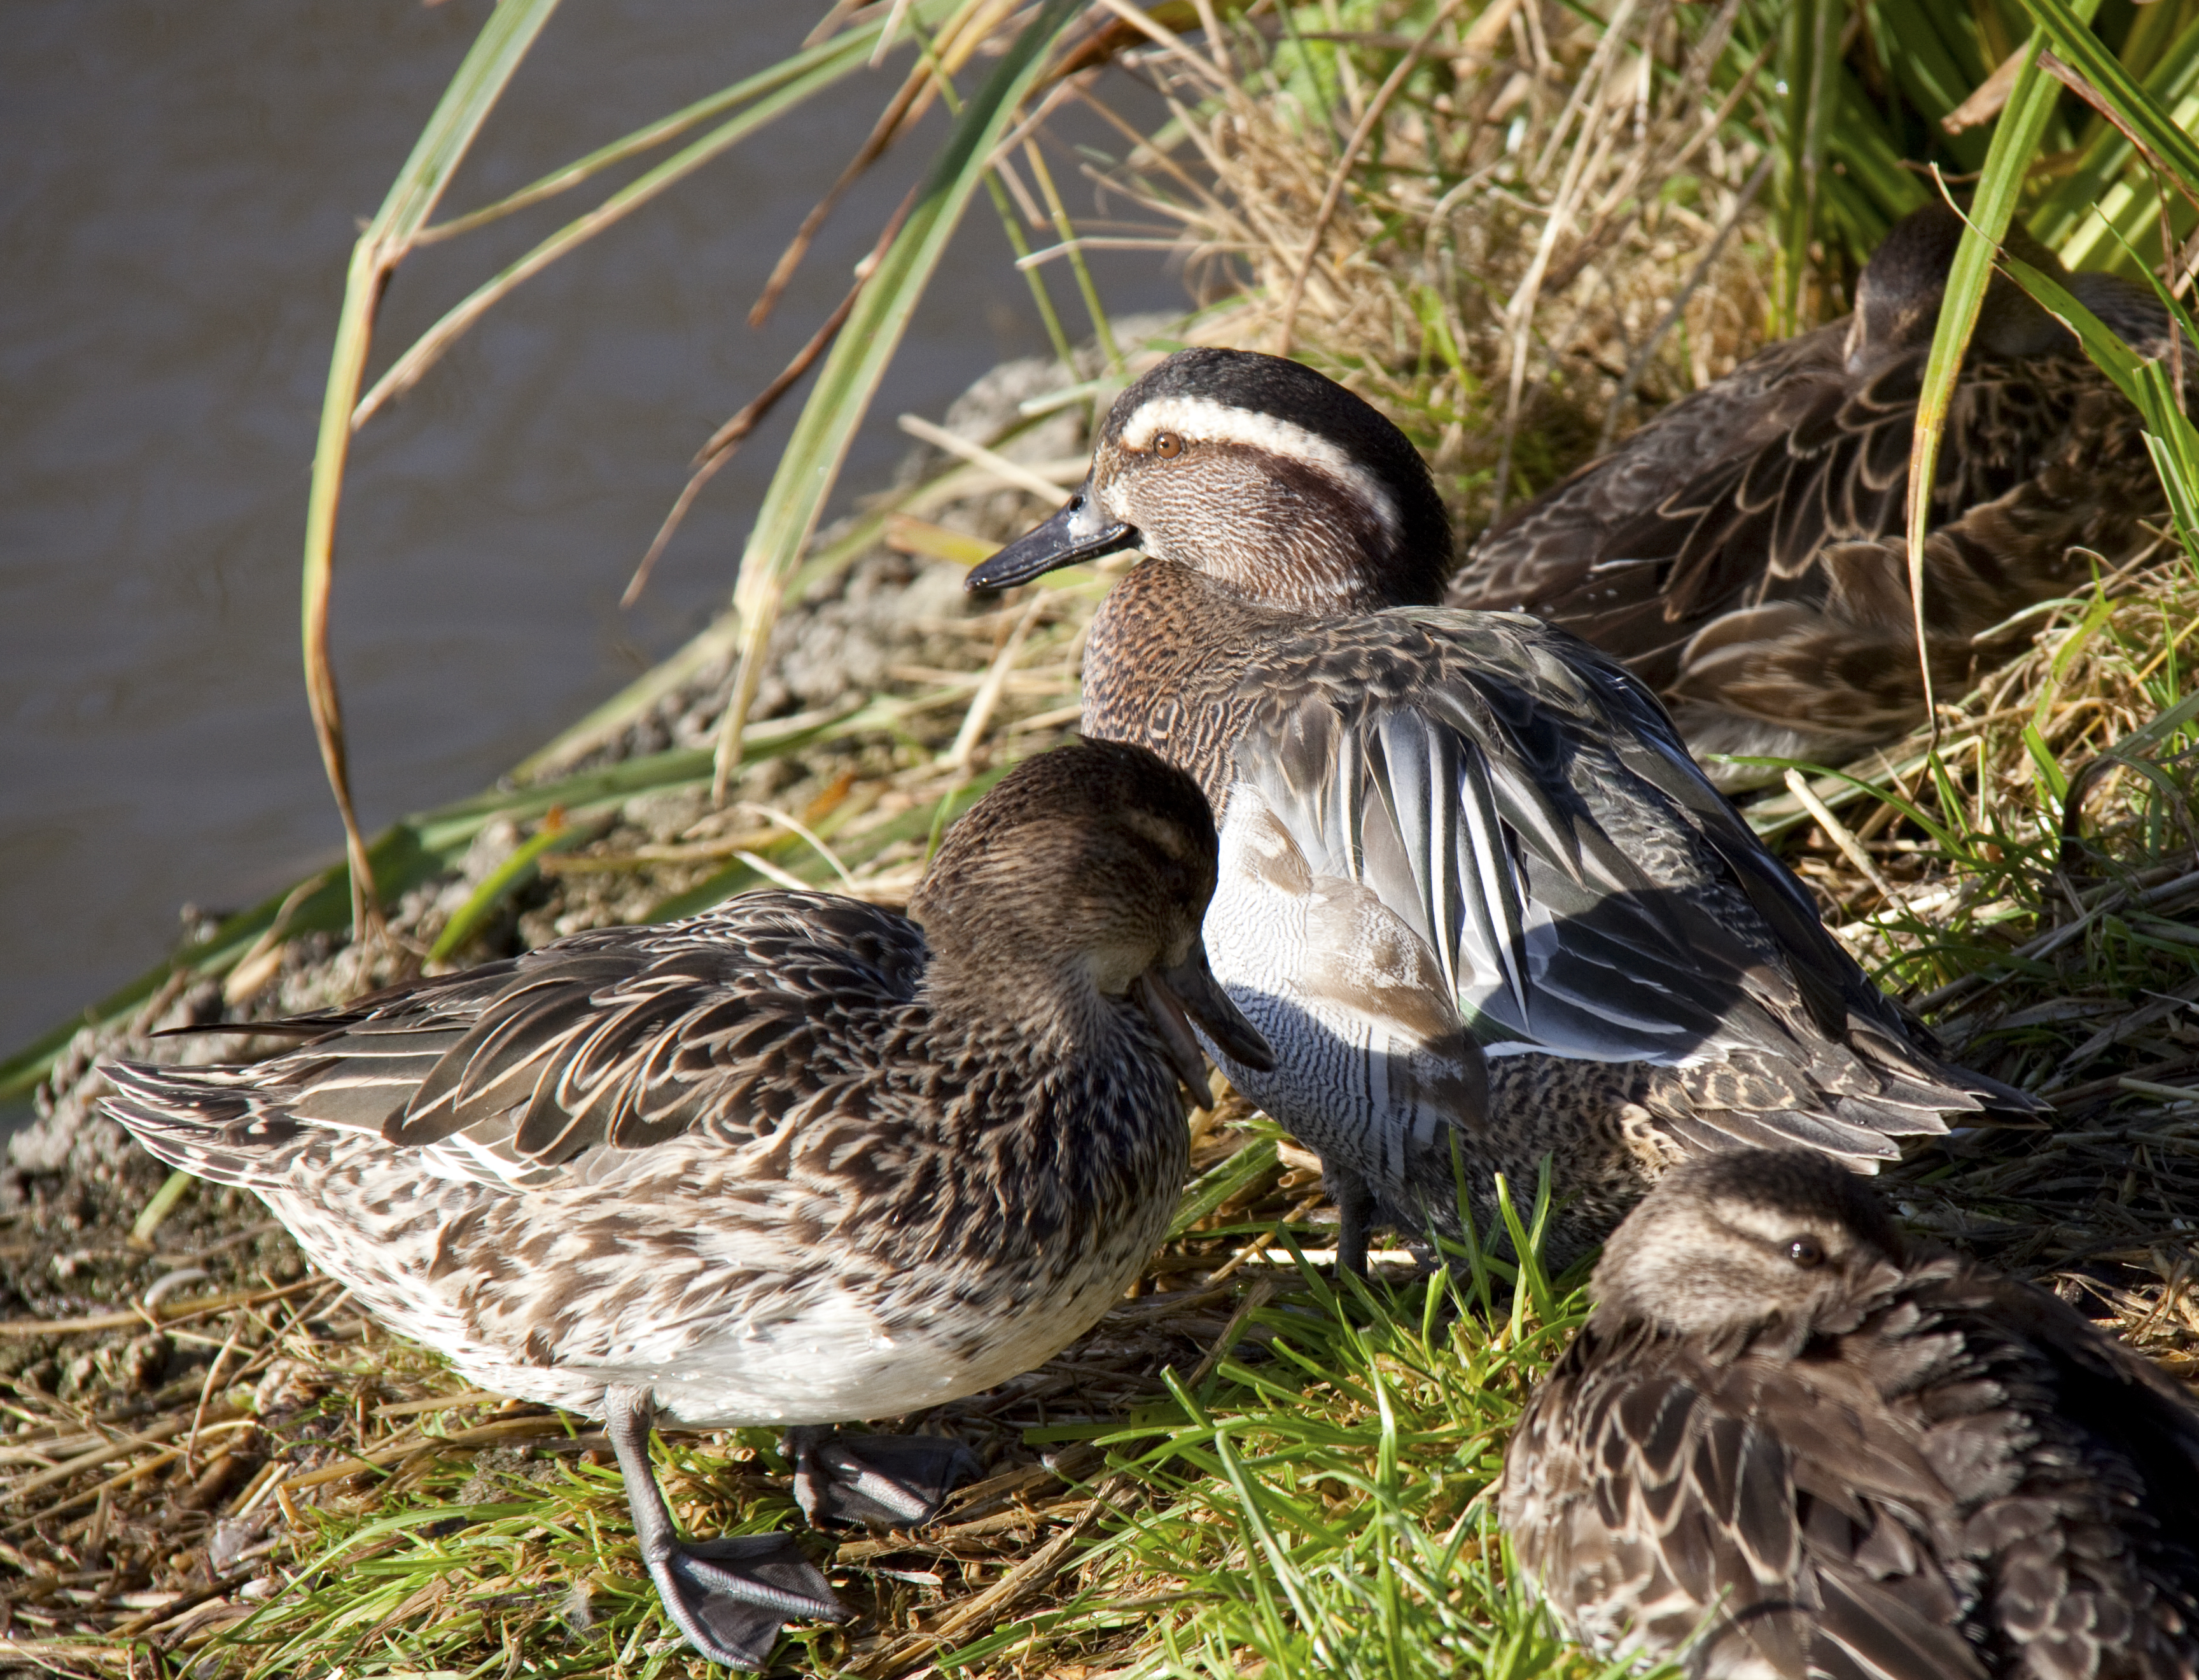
[1456,312,2167,775]
[102,892,930,1192]
[1504,1320,1990,1679]
[1229,609,2028,1159]
[1451,323,1852,641]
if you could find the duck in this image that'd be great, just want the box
[968,346,2041,1273]
[99,739,1273,1670]
[1500,1147,2199,1678]
[1448,203,2175,787]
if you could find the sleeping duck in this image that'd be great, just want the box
[1449,203,2176,785]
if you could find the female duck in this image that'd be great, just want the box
[970,347,2036,1272]
[1503,1149,2199,1677]
[101,740,1271,1670]
[1449,204,2174,785]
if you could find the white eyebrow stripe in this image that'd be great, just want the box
[1118,394,1399,535]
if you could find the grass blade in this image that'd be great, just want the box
[1902,15,2087,742]
[711,0,1087,796]
[425,809,594,966]
[354,7,966,426]
[2032,7,2199,260]
[2013,0,2199,191]
[1771,0,1838,332]
[301,0,562,943]
[1997,246,2199,553]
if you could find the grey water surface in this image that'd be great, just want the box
[0,0,1184,1070]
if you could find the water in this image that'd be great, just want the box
[0,0,1185,1068]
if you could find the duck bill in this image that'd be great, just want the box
[1131,945,1276,1107]
[967,487,1138,591]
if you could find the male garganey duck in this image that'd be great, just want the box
[101,741,1271,1670]
[970,347,2039,1273]
[1449,203,2174,787]
[1502,1149,2199,1677]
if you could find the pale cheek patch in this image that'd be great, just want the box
[1117,395,1400,538]
[1098,475,1138,526]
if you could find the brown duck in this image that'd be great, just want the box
[1503,1147,2199,1677]
[969,347,2039,1275]
[1449,204,2175,785]
[99,741,1271,1670]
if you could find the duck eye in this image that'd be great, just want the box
[1787,1236,1825,1268]
[1151,431,1183,459]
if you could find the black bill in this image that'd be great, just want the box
[1132,943,1276,1106]
[967,487,1139,591]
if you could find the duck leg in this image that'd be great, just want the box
[1329,1166,1376,1278]
[604,1385,849,1669]
[786,1427,980,1528]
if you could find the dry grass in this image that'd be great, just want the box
[1094,0,1779,525]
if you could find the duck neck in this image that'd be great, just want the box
[911,955,1188,1208]
[916,949,1152,1087]
[1081,561,1297,802]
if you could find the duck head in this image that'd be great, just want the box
[1846,202,2081,370]
[1589,1149,1906,1343]
[909,739,1274,1096]
[968,348,1453,613]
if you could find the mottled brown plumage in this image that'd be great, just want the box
[1503,1149,2199,1678]
[1451,206,2176,785]
[970,348,2039,1274]
[99,741,1271,1670]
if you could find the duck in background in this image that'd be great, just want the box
[970,347,2041,1273]
[99,740,1272,1670]
[1502,1147,2199,1679]
[1449,203,2175,787]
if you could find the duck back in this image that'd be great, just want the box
[1451,208,2176,783]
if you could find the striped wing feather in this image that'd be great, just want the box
[1452,322,2167,766]
[105,893,929,1189]
[1453,339,2072,675]
[1229,611,2003,1158]
[1510,1324,1989,1680]
[1457,324,1852,620]
[1510,1271,2199,1679]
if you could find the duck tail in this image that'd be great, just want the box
[99,1060,311,1190]
[1864,1009,2055,1121]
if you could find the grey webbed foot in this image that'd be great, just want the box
[606,1385,850,1669]
[645,1531,849,1670]
[786,1427,980,1528]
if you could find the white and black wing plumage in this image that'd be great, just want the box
[1224,609,2020,1163]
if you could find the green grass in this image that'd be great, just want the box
[1018,1200,1649,1680]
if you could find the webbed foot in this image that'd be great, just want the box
[605,1384,851,1669]
[786,1427,980,1528]
[641,1530,849,1669]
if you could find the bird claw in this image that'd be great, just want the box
[645,1530,848,1669]
[787,1429,980,1528]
